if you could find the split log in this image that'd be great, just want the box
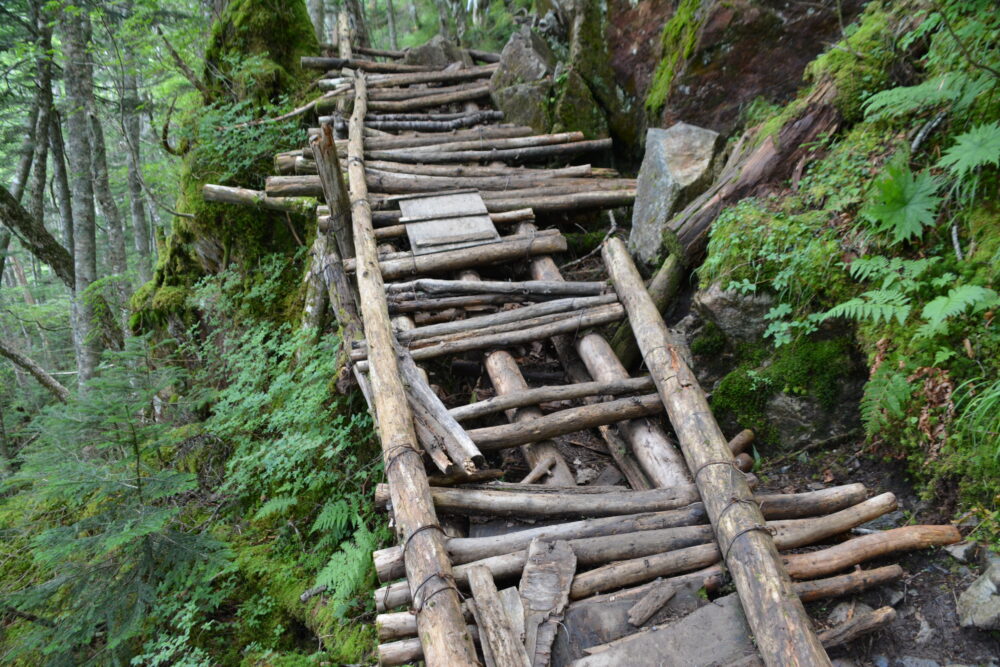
[310,123,354,260]
[325,207,536,237]
[601,237,830,665]
[521,539,575,666]
[397,345,485,472]
[367,171,636,195]
[202,184,316,215]
[467,566,531,667]
[301,55,435,72]
[368,84,491,112]
[367,182,636,209]
[449,376,655,422]
[344,231,568,281]
[388,293,511,313]
[346,72,477,666]
[465,393,664,451]
[367,138,612,164]
[359,110,506,131]
[354,302,624,370]
[343,125,535,151]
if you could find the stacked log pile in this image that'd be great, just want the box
[201,16,962,667]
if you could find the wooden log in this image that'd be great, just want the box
[794,564,905,603]
[201,184,316,215]
[466,394,664,451]
[325,207,536,237]
[377,627,481,667]
[568,493,898,600]
[484,350,576,487]
[359,110,506,131]
[302,55,435,72]
[449,376,655,422]
[367,138,612,164]
[366,80,486,101]
[468,48,500,63]
[368,84,491,112]
[365,64,498,88]
[365,169,610,194]
[367,191,632,224]
[346,72,477,666]
[351,126,535,151]
[388,293,511,313]
[729,429,755,455]
[368,182,636,209]
[627,581,676,627]
[609,252,684,369]
[366,161,589,178]
[520,455,559,484]
[426,468,505,487]
[403,131,584,154]
[344,231,568,281]
[373,489,881,590]
[817,606,896,649]
[387,278,608,298]
[397,345,485,472]
[310,123,354,260]
[375,494,896,611]
[602,237,830,665]
[467,566,531,667]
[354,302,623,370]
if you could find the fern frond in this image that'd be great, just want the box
[937,121,1000,180]
[861,368,912,435]
[916,285,999,338]
[824,289,912,325]
[311,499,352,537]
[253,496,297,521]
[862,72,990,120]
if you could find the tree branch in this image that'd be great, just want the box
[0,338,71,402]
[0,186,74,290]
[154,25,211,96]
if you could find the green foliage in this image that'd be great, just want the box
[916,285,998,339]
[861,162,942,244]
[937,121,1000,180]
[862,72,992,121]
[645,0,702,115]
[860,365,912,433]
[824,289,912,326]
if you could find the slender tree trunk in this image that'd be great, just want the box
[123,71,152,284]
[386,0,398,50]
[26,1,53,245]
[408,0,418,30]
[345,0,371,47]
[73,10,128,305]
[10,256,36,306]
[308,0,325,42]
[62,9,102,385]
[0,86,40,285]
[49,110,74,252]
[0,402,12,473]
[434,0,453,40]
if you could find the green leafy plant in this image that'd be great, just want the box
[861,163,942,244]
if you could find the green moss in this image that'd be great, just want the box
[805,2,894,122]
[645,0,703,115]
[551,68,609,139]
[691,320,727,357]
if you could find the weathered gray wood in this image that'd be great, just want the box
[202,184,317,215]
[468,566,531,667]
[602,237,830,666]
[627,581,676,627]
[397,344,484,472]
[367,138,612,164]
[310,122,354,259]
[369,84,491,111]
[816,606,897,649]
[520,454,558,484]
[520,539,576,667]
[449,376,654,422]
[346,72,477,666]
[387,278,608,298]
[364,64,498,87]
[302,55,434,71]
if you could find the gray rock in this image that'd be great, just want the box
[896,658,940,667]
[945,540,979,563]
[831,660,858,667]
[491,82,551,132]
[913,610,935,644]
[872,656,890,667]
[403,34,471,68]
[693,282,774,342]
[491,27,555,91]
[958,561,1000,630]
[628,123,722,271]
[861,510,906,532]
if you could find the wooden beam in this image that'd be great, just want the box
[602,237,830,666]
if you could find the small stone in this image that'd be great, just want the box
[827,601,873,625]
[945,541,979,563]
[575,467,599,485]
[860,510,906,532]
[897,658,940,667]
[913,611,934,644]
[958,561,1000,630]
[885,588,905,606]
[872,656,890,667]
[831,660,858,667]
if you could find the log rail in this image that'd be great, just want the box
[200,14,962,666]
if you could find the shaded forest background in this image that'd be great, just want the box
[0,0,997,664]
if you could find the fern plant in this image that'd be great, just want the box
[824,289,912,326]
[861,365,913,435]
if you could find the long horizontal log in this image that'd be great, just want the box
[365,64,498,88]
[377,565,905,647]
[368,84,491,112]
[367,171,635,195]
[355,302,624,371]
[466,393,664,451]
[201,184,316,215]
[387,278,609,298]
[366,161,595,178]
[324,125,534,151]
[321,208,535,236]
[369,183,636,211]
[372,486,872,583]
[302,55,435,72]
[402,131,584,154]
[468,48,500,63]
[366,81,486,101]
[346,228,562,267]
[448,376,655,422]
[388,293,512,313]
[348,231,568,281]
[375,494,897,611]
[366,138,612,164]
[371,190,635,224]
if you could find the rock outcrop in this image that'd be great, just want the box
[959,557,1000,631]
[403,34,472,68]
[628,123,721,271]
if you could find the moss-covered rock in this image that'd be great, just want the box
[551,67,609,139]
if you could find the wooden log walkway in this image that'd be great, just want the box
[202,17,962,667]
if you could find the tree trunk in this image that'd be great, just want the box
[0,72,41,284]
[0,338,71,402]
[123,70,153,284]
[386,0,398,50]
[62,9,102,385]
[26,0,53,257]
[49,110,74,252]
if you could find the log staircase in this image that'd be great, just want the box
[203,14,961,667]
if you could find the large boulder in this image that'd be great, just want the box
[958,560,1000,630]
[693,281,772,342]
[628,123,722,271]
[403,34,472,68]
[551,67,609,139]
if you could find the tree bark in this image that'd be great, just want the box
[0,338,70,402]
[307,0,325,43]
[0,61,41,284]
[386,0,399,51]
[123,69,153,284]
[49,110,74,253]
[62,9,102,384]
